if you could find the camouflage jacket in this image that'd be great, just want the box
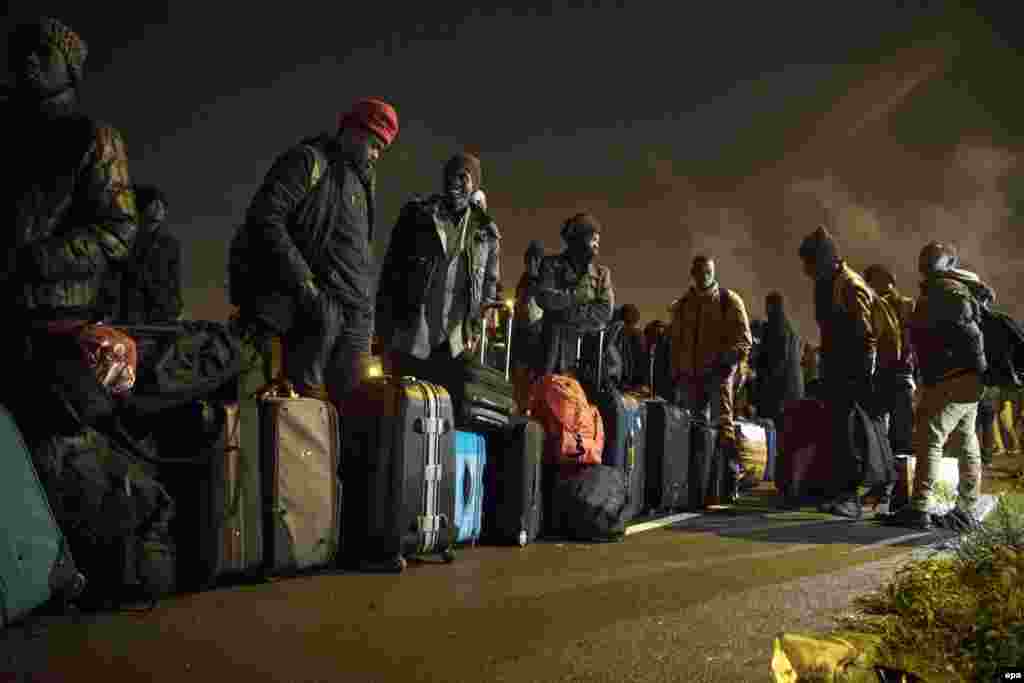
[534,252,614,374]
[3,109,137,320]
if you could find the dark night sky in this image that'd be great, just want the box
[4,1,1023,342]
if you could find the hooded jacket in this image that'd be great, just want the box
[3,108,138,321]
[910,267,991,386]
[668,283,752,380]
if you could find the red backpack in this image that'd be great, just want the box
[529,374,605,465]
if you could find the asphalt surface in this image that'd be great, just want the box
[2,485,969,683]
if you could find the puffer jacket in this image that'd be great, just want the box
[243,134,376,326]
[910,268,991,386]
[3,110,138,320]
[818,262,877,383]
[534,252,614,375]
[668,283,752,381]
[376,195,500,358]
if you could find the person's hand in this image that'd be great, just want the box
[298,278,323,320]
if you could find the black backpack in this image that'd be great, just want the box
[979,307,1024,388]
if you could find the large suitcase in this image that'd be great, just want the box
[454,431,487,545]
[0,406,86,626]
[341,377,458,571]
[689,419,718,510]
[644,399,691,514]
[776,399,834,500]
[483,417,544,546]
[260,396,341,575]
[197,402,263,586]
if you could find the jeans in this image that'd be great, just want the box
[910,372,984,513]
[876,370,915,454]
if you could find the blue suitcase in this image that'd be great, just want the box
[1,406,86,626]
[454,431,487,545]
[760,418,778,482]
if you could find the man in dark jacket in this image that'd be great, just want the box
[754,292,804,426]
[885,242,989,532]
[798,226,878,518]
[534,213,614,378]
[376,153,500,381]
[240,98,398,404]
[3,17,138,434]
[100,184,183,323]
[620,303,646,388]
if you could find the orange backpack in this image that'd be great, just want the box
[529,374,605,465]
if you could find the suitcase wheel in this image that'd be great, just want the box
[441,548,456,563]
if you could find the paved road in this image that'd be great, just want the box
[3,488,961,683]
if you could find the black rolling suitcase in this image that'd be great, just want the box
[644,399,691,514]
[341,377,458,572]
[483,416,545,546]
[451,303,518,431]
[579,330,647,522]
[690,418,718,510]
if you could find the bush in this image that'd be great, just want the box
[838,494,1024,680]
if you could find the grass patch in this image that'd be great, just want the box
[836,494,1024,680]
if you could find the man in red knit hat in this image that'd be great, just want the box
[234,97,398,405]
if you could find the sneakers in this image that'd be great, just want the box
[820,497,863,520]
[935,507,982,534]
[879,506,933,531]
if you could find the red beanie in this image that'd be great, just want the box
[339,98,399,146]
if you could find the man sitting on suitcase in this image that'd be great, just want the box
[668,256,753,494]
[533,213,614,378]
[376,153,501,381]
[240,98,398,406]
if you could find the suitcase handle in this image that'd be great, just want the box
[477,301,514,382]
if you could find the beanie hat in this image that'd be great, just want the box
[798,225,839,276]
[339,98,399,146]
[560,213,602,243]
[444,153,482,189]
[12,18,88,86]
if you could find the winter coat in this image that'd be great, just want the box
[754,308,804,421]
[877,288,915,374]
[376,195,500,359]
[100,225,183,323]
[817,262,877,385]
[241,134,376,332]
[668,283,752,381]
[3,109,138,321]
[909,268,991,387]
[534,253,614,375]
